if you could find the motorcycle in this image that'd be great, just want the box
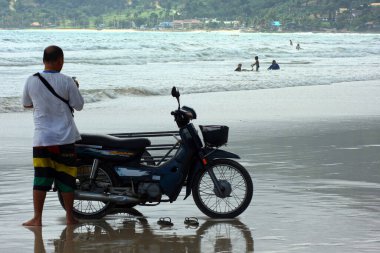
[58,87,253,219]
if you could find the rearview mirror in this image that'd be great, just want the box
[171,86,180,98]
[171,86,181,109]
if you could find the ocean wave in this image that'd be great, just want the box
[71,45,126,51]
[0,87,159,113]
[1,44,370,67]
[0,62,40,67]
[0,97,25,113]
[287,61,312,64]
[81,87,159,103]
[0,56,40,67]
[2,76,379,114]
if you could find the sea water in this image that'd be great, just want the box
[0,30,380,112]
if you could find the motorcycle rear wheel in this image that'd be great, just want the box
[58,164,118,219]
[192,159,253,218]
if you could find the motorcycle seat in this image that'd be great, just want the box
[77,134,151,150]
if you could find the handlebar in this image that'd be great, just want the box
[171,108,195,119]
[171,85,197,127]
[171,106,197,128]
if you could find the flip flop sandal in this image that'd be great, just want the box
[184,217,199,228]
[157,217,173,226]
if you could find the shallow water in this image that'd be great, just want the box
[1,116,379,252]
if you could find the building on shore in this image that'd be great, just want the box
[172,19,203,29]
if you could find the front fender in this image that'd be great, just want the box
[203,148,240,160]
[183,149,240,200]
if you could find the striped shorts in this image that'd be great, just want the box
[33,144,77,193]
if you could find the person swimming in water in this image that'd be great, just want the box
[268,60,280,70]
[235,63,250,71]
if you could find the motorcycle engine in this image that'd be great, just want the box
[137,183,162,202]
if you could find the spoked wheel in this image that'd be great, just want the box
[58,164,117,219]
[192,159,253,218]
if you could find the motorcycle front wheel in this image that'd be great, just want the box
[58,164,117,219]
[192,159,253,218]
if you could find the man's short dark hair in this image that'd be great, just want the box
[43,45,64,63]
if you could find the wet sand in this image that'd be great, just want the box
[1,80,380,252]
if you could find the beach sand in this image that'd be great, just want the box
[1,80,380,252]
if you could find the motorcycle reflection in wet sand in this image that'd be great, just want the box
[46,211,254,253]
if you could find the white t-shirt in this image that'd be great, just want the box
[22,71,84,147]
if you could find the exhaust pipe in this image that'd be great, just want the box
[75,190,140,205]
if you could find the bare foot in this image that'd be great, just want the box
[22,218,42,226]
[24,225,42,234]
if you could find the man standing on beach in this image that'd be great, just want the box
[22,45,84,226]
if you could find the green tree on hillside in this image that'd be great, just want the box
[0,0,378,31]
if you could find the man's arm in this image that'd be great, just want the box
[68,79,84,111]
[22,80,33,108]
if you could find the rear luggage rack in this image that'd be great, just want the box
[110,131,180,166]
